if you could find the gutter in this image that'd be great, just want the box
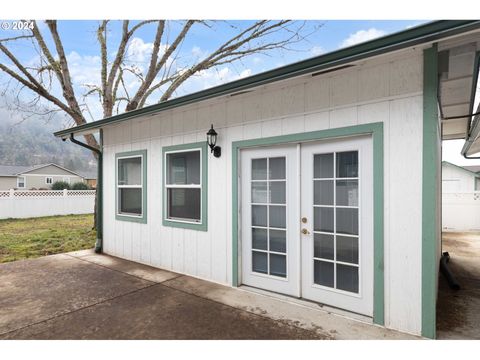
[461,102,480,159]
[67,132,103,253]
[54,20,480,139]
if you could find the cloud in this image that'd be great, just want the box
[310,45,324,56]
[340,28,386,48]
[179,66,253,95]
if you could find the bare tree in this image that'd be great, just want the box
[0,20,318,150]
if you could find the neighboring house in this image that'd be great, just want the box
[442,161,480,193]
[80,170,97,189]
[54,21,480,339]
[0,163,85,190]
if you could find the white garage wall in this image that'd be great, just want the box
[101,48,425,335]
[442,162,477,193]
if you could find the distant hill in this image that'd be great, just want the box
[0,109,97,174]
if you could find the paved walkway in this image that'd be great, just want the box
[0,250,417,339]
[437,232,480,339]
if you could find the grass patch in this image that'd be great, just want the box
[0,214,95,263]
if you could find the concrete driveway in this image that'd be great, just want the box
[0,250,416,340]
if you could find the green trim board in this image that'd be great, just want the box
[115,149,148,224]
[162,142,208,231]
[54,21,480,139]
[422,45,439,339]
[231,122,384,325]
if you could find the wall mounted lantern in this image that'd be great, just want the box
[206,124,221,158]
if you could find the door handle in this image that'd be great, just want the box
[301,228,310,235]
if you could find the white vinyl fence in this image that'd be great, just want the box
[0,189,95,219]
[442,192,480,231]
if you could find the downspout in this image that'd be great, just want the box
[66,131,103,253]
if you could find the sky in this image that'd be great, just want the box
[0,19,479,166]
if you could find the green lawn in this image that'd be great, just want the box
[0,214,96,263]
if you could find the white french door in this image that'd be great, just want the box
[300,136,373,316]
[240,145,300,296]
[240,135,374,316]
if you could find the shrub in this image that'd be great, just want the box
[51,181,71,190]
[71,182,90,190]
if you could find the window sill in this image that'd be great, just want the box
[162,218,207,231]
[116,213,147,224]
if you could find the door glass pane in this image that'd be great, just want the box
[336,208,358,235]
[270,254,286,277]
[252,228,268,250]
[314,207,334,232]
[252,158,267,180]
[252,205,267,227]
[252,251,268,274]
[314,233,334,260]
[314,180,333,205]
[269,229,286,253]
[269,205,286,229]
[314,260,334,288]
[167,151,200,185]
[269,157,286,180]
[119,188,142,215]
[336,236,359,264]
[270,181,286,204]
[167,188,201,221]
[118,157,142,185]
[336,264,359,293]
[336,180,358,206]
[336,151,358,178]
[250,155,289,279]
[314,153,333,178]
[252,182,268,203]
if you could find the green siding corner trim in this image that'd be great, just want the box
[422,45,439,339]
[115,149,148,224]
[162,142,208,232]
[231,122,384,325]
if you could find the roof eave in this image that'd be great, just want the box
[54,20,480,139]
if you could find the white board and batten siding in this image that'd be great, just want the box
[102,48,425,335]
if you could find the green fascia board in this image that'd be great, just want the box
[162,141,208,232]
[422,45,439,339]
[54,21,480,139]
[231,122,384,325]
[115,149,148,224]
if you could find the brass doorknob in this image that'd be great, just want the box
[301,228,310,235]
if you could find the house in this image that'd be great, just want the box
[442,161,480,192]
[54,21,480,339]
[80,170,97,189]
[0,163,85,190]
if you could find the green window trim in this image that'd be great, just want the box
[231,122,384,326]
[115,149,148,224]
[162,142,208,231]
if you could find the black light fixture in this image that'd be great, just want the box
[206,124,221,158]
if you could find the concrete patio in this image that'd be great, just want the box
[0,250,418,340]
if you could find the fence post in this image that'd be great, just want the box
[9,189,14,198]
[63,189,67,197]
